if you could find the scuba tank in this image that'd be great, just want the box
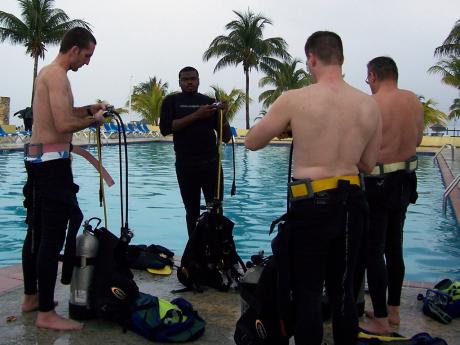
[69,218,100,320]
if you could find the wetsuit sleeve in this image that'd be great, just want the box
[160,95,174,136]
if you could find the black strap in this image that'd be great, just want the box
[287,142,293,212]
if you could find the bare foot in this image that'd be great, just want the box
[360,317,391,335]
[364,310,375,319]
[36,310,83,331]
[21,294,58,312]
[387,305,400,325]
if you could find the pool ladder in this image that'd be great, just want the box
[434,144,459,214]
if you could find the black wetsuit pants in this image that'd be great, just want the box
[175,158,223,236]
[22,159,82,312]
[286,184,367,345]
[360,171,417,318]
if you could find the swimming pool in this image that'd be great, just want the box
[0,142,459,283]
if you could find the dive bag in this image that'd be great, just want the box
[128,292,206,342]
[234,253,292,345]
[89,226,139,325]
[418,278,460,324]
[177,210,246,292]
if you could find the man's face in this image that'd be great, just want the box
[179,71,199,93]
[366,69,378,94]
[70,42,96,72]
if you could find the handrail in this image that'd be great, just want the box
[433,143,455,164]
[443,172,460,214]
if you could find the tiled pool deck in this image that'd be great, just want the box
[0,143,459,344]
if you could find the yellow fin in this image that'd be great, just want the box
[147,265,172,275]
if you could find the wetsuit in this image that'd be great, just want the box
[278,180,368,345]
[362,170,417,318]
[22,155,83,312]
[160,92,223,236]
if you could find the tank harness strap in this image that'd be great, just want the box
[24,143,115,187]
[368,155,418,176]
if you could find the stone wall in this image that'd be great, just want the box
[0,97,10,125]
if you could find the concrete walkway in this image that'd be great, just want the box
[0,262,459,345]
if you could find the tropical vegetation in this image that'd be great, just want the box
[258,57,313,109]
[0,0,91,103]
[419,96,447,127]
[128,77,169,125]
[205,85,247,124]
[203,9,290,129]
[429,18,460,122]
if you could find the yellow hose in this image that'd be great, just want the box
[96,126,108,227]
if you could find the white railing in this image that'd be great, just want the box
[443,173,460,214]
[433,143,455,164]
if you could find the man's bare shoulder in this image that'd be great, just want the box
[37,63,67,85]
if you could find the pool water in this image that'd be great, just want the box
[0,142,459,283]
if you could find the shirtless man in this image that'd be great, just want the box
[245,31,381,345]
[360,56,424,335]
[21,27,106,330]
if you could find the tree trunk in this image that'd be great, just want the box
[245,68,250,129]
[31,55,39,107]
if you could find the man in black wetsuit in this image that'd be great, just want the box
[21,27,107,331]
[245,31,381,345]
[358,57,424,335]
[160,66,231,236]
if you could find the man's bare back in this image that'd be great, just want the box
[246,80,381,180]
[373,88,424,163]
[31,63,74,145]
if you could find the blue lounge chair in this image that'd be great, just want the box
[0,126,19,143]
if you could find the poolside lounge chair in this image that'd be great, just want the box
[127,123,142,136]
[0,125,22,143]
[147,125,161,137]
[230,126,237,138]
[102,122,118,139]
[236,128,249,139]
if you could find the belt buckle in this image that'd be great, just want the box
[405,156,418,173]
[24,143,42,158]
[288,179,314,201]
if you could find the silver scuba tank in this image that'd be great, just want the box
[69,221,99,320]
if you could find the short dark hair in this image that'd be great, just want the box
[367,56,398,81]
[59,27,96,53]
[179,66,199,79]
[304,31,344,65]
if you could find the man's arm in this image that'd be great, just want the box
[47,71,103,133]
[245,93,291,150]
[358,104,382,174]
[172,105,215,132]
[415,98,424,147]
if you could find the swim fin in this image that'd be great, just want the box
[147,265,173,276]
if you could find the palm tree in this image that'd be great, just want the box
[428,57,460,90]
[419,96,447,128]
[129,77,169,125]
[258,58,313,109]
[434,19,460,58]
[203,9,290,129]
[0,0,91,103]
[206,85,247,124]
[449,98,460,119]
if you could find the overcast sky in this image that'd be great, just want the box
[1,0,459,128]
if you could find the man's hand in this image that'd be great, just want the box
[193,104,215,120]
[88,102,109,116]
[93,109,106,125]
